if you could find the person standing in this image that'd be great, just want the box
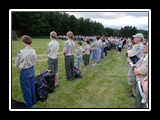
[104,38,108,59]
[134,42,148,108]
[83,40,91,71]
[127,39,133,50]
[123,37,127,49]
[46,31,59,88]
[15,35,37,108]
[97,36,102,63]
[118,38,123,55]
[63,31,75,80]
[91,37,99,66]
[75,41,82,69]
[127,33,144,98]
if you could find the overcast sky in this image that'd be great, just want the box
[65,12,148,30]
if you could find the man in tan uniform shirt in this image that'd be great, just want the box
[63,31,75,80]
[127,33,144,98]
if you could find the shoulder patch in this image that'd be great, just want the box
[64,42,68,47]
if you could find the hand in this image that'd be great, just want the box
[134,68,140,76]
[136,63,141,68]
[142,79,148,94]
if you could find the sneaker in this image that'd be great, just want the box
[92,63,97,66]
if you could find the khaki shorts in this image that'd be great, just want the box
[128,65,136,85]
[48,58,58,74]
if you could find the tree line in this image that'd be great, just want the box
[12,12,148,39]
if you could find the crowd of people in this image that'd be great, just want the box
[15,31,148,108]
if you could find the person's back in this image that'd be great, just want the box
[64,40,75,56]
[46,31,60,88]
[76,46,82,58]
[84,44,91,55]
[76,42,82,69]
[63,31,75,80]
[97,39,102,49]
[91,40,98,50]
[15,35,36,108]
[128,41,132,50]
[16,47,36,69]
[47,40,59,59]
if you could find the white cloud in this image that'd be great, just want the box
[65,12,148,30]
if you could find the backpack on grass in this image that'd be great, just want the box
[35,75,49,101]
[41,71,55,93]
[73,67,82,78]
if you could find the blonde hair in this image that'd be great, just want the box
[50,31,57,39]
[67,31,74,39]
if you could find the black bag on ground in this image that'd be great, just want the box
[73,67,82,78]
[11,99,28,109]
[41,71,55,93]
[35,75,49,101]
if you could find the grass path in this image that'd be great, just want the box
[11,39,135,108]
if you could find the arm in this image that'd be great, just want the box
[15,51,21,67]
[45,43,50,55]
[128,45,138,58]
[31,50,37,66]
[134,67,140,76]
[63,42,68,56]
[137,60,148,76]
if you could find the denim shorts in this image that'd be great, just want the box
[92,50,98,61]
[76,56,82,68]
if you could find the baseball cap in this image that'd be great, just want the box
[132,33,144,39]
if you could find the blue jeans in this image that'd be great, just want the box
[20,66,36,108]
[101,48,104,59]
[76,57,82,68]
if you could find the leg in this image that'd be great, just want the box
[54,59,59,86]
[76,58,80,69]
[20,69,33,108]
[30,75,36,106]
[70,55,74,79]
[65,56,71,79]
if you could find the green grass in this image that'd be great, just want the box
[12,38,135,108]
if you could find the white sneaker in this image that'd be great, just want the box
[92,63,97,66]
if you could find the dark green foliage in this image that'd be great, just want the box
[12,12,148,37]
[119,26,138,38]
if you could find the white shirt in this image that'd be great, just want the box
[47,39,59,59]
[63,39,75,56]
[15,46,37,69]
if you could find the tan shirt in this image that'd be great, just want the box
[15,46,37,69]
[137,54,148,76]
[63,39,75,56]
[136,54,148,83]
[128,42,143,58]
[97,40,102,49]
[47,39,59,59]
[83,44,91,55]
[91,40,98,50]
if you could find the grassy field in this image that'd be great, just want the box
[12,38,135,108]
